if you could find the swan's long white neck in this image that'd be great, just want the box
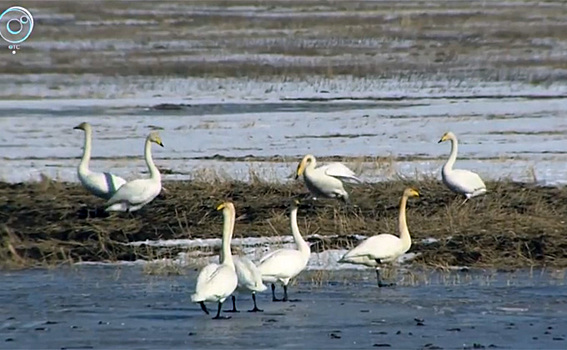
[305,157,316,174]
[291,207,310,258]
[398,195,411,252]
[443,135,458,173]
[78,127,93,173]
[220,207,235,267]
[144,137,160,181]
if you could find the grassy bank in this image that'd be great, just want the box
[1,177,566,270]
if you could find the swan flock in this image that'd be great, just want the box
[73,125,487,319]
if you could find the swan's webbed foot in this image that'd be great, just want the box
[281,285,293,302]
[224,295,239,313]
[199,301,209,315]
[378,281,396,288]
[375,268,395,288]
[248,293,263,312]
[212,315,232,320]
[212,302,231,319]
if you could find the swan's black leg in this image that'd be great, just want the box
[199,301,209,315]
[282,285,289,301]
[212,301,231,320]
[271,283,282,302]
[376,268,395,288]
[248,292,263,312]
[224,295,239,313]
[283,285,302,302]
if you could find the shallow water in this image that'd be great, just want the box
[0,266,565,349]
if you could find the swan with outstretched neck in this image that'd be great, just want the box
[73,122,126,199]
[191,202,238,319]
[258,199,310,302]
[339,188,419,287]
[438,131,486,203]
[296,154,362,203]
[105,131,163,212]
[218,211,267,313]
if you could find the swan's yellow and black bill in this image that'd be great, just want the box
[295,160,306,179]
[438,132,449,143]
[216,203,226,211]
[73,122,88,130]
[409,189,420,197]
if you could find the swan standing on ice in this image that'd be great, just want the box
[73,122,126,199]
[217,209,267,312]
[191,202,238,319]
[438,131,486,203]
[224,256,267,313]
[105,131,163,212]
[295,154,362,203]
[339,188,419,287]
[258,200,310,302]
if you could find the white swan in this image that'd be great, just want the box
[295,154,361,203]
[224,256,268,313]
[438,131,486,203]
[105,131,163,212]
[217,211,267,313]
[258,200,310,302]
[339,188,419,287]
[73,122,126,199]
[191,202,238,319]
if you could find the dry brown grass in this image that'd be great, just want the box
[1,178,567,270]
[2,0,566,82]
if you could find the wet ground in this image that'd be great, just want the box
[0,265,566,349]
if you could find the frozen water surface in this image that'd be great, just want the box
[0,265,565,349]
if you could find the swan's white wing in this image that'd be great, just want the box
[321,163,362,183]
[191,264,237,303]
[446,169,486,195]
[234,256,267,292]
[258,248,282,265]
[195,263,220,290]
[340,234,403,264]
[105,179,159,206]
[258,249,306,280]
[80,171,127,199]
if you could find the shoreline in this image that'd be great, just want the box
[2,178,566,269]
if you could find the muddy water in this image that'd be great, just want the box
[0,266,565,349]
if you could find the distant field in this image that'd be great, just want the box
[3,0,567,82]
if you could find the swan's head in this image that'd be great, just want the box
[295,154,315,179]
[438,131,455,143]
[403,188,420,198]
[73,122,91,131]
[216,201,235,212]
[148,131,164,147]
[290,198,301,209]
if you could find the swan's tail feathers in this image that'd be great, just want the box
[350,175,363,184]
[255,282,268,292]
[105,202,128,212]
[191,293,204,303]
[472,187,487,198]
